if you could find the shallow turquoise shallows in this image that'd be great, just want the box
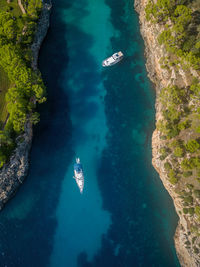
[0,0,180,266]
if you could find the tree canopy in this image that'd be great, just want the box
[0,2,44,167]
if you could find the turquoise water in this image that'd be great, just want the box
[0,0,181,266]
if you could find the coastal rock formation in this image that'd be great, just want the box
[135,0,200,266]
[0,2,52,210]
[0,122,32,210]
[31,2,52,71]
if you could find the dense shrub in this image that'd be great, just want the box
[183,171,192,178]
[145,1,200,69]
[178,119,191,131]
[183,208,188,214]
[186,184,194,190]
[169,176,178,185]
[188,207,195,215]
[185,139,200,153]
[174,146,184,157]
[184,195,193,205]
[159,147,170,160]
[195,206,200,217]
[164,161,172,171]
[0,4,45,167]
[194,190,200,199]
[168,169,178,184]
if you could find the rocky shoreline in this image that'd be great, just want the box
[135,0,200,266]
[0,2,52,211]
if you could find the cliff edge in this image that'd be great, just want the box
[135,0,200,266]
[0,2,52,210]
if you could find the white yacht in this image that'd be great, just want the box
[73,158,84,194]
[102,51,124,67]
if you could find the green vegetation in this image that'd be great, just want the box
[188,207,195,215]
[194,247,199,254]
[185,240,191,246]
[183,207,194,215]
[168,168,178,185]
[193,189,200,199]
[145,0,200,245]
[22,0,42,19]
[0,129,15,167]
[156,78,200,186]
[157,85,188,138]
[0,66,11,127]
[185,140,200,153]
[183,171,192,178]
[164,161,172,171]
[0,0,44,167]
[159,146,170,160]
[184,195,193,205]
[145,0,200,69]
[186,183,194,190]
[181,157,200,171]
[195,206,200,220]
[0,0,22,17]
[183,207,188,214]
[192,236,197,244]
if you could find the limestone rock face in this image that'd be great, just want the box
[0,2,52,210]
[31,3,52,71]
[134,0,200,266]
[0,122,32,209]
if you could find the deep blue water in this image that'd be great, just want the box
[0,0,181,266]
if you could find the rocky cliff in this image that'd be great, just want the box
[135,0,200,266]
[31,2,52,71]
[0,2,52,210]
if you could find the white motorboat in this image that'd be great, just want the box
[102,51,124,67]
[73,158,84,194]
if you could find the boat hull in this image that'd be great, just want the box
[102,51,124,67]
[73,158,84,193]
[73,171,84,193]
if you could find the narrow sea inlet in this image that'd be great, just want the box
[0,0,180,266]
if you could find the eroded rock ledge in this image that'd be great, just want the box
[135,0,200,266]
[31,2,52,71]
[0,2,52,210]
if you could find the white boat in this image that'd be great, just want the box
[102,51,124,67]
[73,158,84,193]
